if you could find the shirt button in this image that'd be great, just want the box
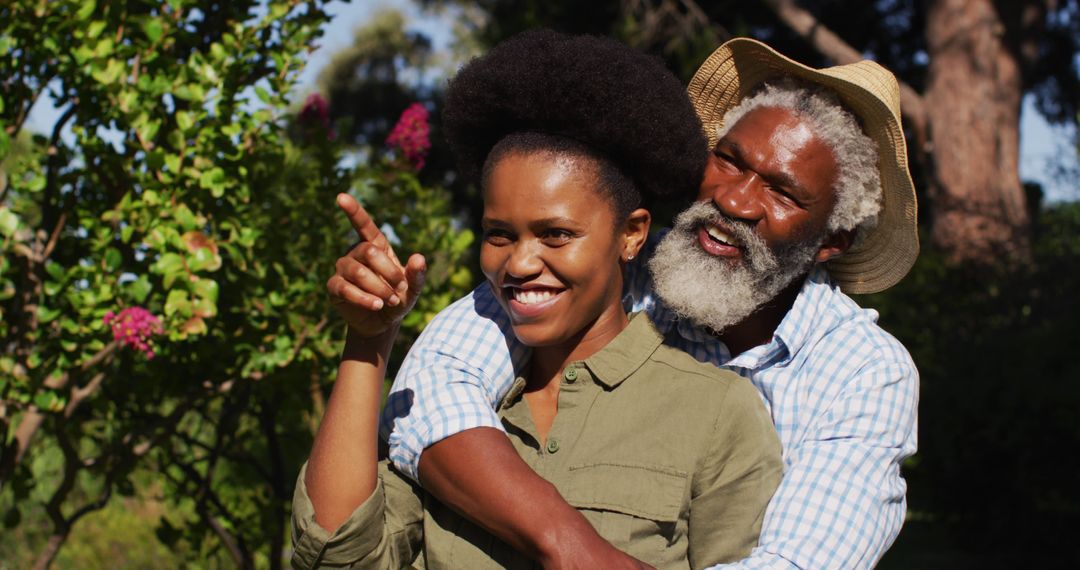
[563,366,578,383]
[546,438,560,453]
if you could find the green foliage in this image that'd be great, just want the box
[0,0,472,566]
[864,202,1080,566]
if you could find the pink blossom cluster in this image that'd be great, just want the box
[386,103,431,170]
[103,306,163,359]
[299,93,337,141]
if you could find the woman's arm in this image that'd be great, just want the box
[303,328,395,532]
[303,193,428,532]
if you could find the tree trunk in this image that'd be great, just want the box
[924,0,1031,263]
[32,529,67,570]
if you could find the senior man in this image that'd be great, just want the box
[321,38,919,570]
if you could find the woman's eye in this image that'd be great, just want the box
[542,229,574,245]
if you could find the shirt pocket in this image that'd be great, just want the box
[561,462,689,566]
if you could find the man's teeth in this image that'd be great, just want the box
[706,226,736,246]
[512,289,558,305]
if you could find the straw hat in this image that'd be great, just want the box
[686,37,919,294]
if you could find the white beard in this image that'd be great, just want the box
[647,202,822,333]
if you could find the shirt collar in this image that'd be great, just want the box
[585,312,664,389]
[646,264,839,371]
[498,312,663,408]
[726,265,838,369]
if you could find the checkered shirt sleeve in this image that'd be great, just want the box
[380,286,528,481]
[710,360,918,569]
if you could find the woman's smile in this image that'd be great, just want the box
[505,286,566,319]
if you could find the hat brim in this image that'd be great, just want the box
[687,38,919,294]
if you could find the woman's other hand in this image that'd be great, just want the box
[327,193,427,338]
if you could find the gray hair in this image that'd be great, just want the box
[715,78,882,239]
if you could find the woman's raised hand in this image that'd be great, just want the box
[327,193,426,338]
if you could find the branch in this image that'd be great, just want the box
[7,341,119,474]
[759,0,928,139]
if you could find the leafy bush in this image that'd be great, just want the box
[0,1,472,566]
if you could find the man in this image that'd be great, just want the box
[326,37,919,569]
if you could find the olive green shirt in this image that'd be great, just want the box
[292,313,782,569]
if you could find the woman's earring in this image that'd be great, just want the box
[625,253,635,262]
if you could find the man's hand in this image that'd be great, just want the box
[418,428,654,570]
[326,193,426,338]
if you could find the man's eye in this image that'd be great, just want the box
[483,230,513,245]
[769,187,801,208]
[712,151,738,171]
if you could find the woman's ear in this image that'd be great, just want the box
[622,208,652,262]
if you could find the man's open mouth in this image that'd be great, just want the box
[696,224,744,258]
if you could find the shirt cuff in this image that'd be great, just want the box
[291,463,387,568]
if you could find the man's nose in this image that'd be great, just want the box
[710,172,764,222]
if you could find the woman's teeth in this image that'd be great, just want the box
[512,289,558,305]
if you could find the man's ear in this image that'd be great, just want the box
[814,229,854,263]
[622,208,652,261]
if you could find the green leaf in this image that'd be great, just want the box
[164,154,181,173]
[103,248,122,271]
[38,306,61,323]
[129,275,153,303]
[165,289,190,316]
[45,261,65,281]
[136,118,161,143]
[86,20,107,40]
[77,0,97,21]
[91,58,124,84]
[0,207,18,238]
[199,167,227,197]
[189,247,222,272]
[174,204,198,230]
[142,189,160,206]
[26,175,46,193]
[152,252,185,277]
[142,18,164,42]
[33,391,64,412]
[192,278,219,303]
[176,111,195,132]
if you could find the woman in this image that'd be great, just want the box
[293,30,781,569]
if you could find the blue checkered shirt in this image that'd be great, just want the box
[381,234,918,570]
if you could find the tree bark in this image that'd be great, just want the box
[923,0,1031,263]
[32,532,67,570]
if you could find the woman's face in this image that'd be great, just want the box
[480,152,639,352]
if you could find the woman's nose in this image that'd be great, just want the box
[505,241,543,278]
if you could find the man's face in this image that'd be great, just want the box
[699,105,840,259]
[647,105,844,333]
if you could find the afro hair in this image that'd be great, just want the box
[441,29,708,209]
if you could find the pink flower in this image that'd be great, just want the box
[386,103,430,170]
[104,306,163,359]
[299,93,336,140]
